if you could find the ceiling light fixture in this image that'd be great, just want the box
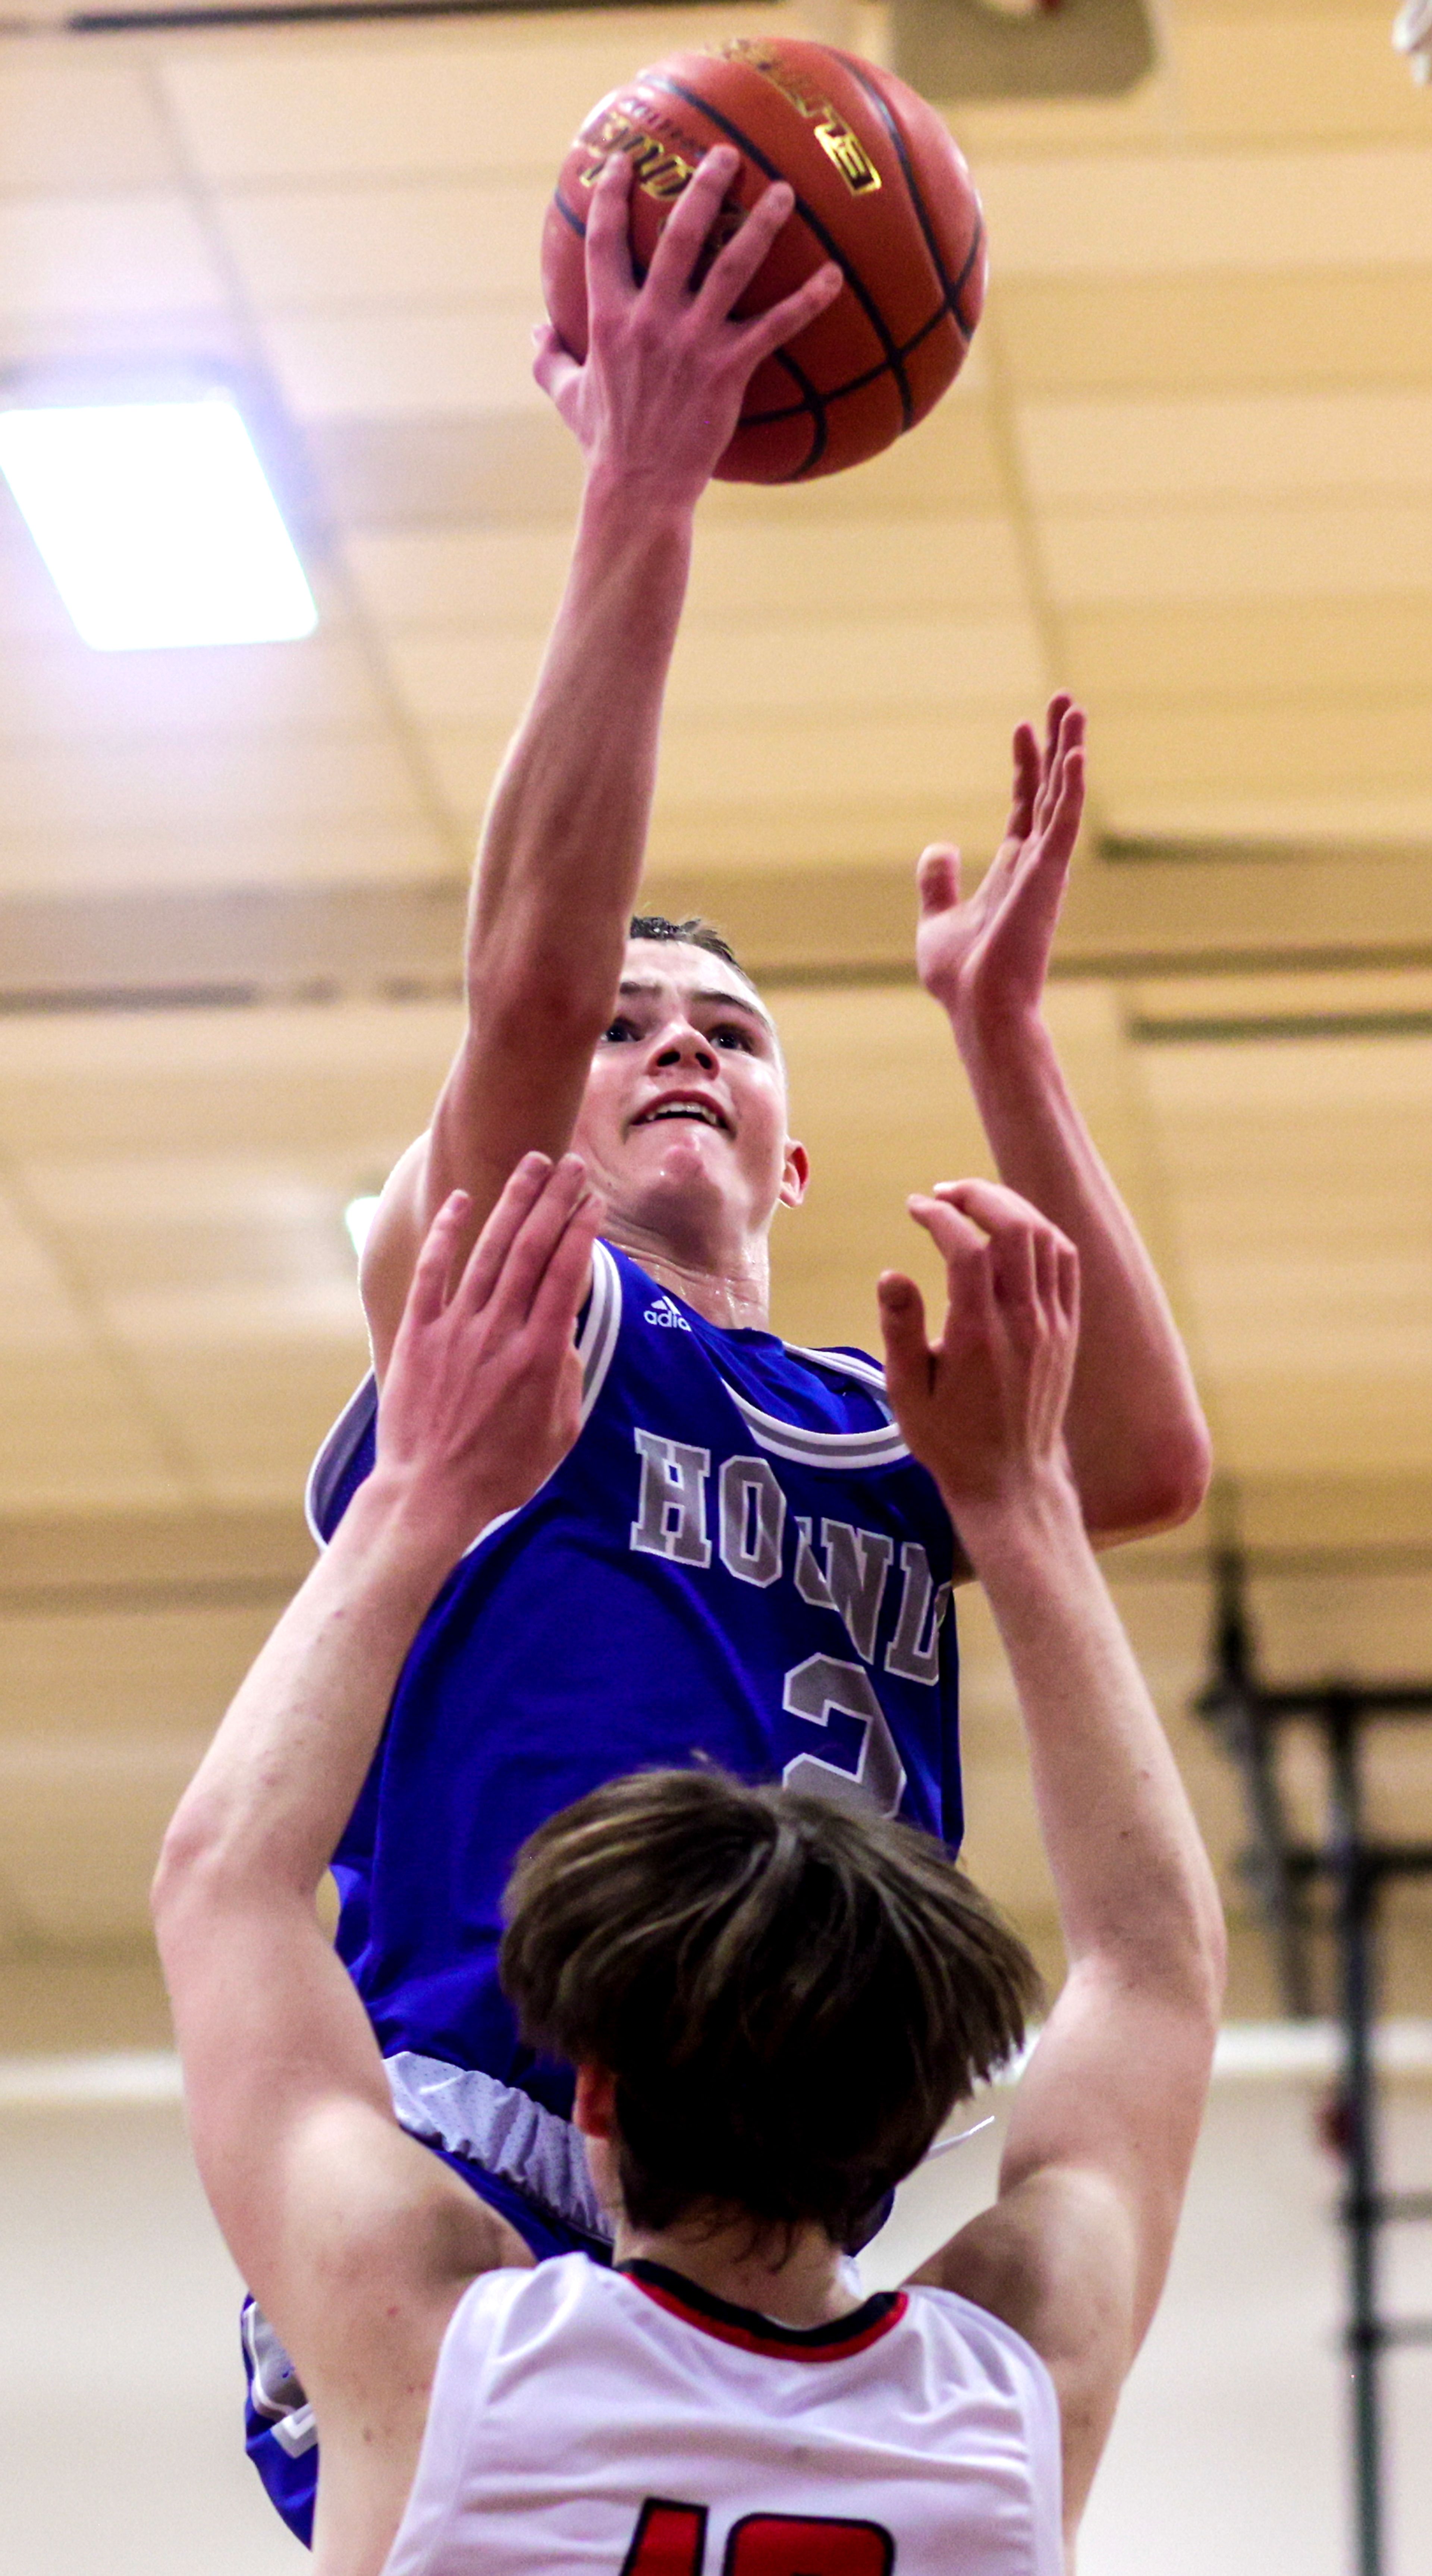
[0,391,317,651]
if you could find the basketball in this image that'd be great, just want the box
[541,37,986,484]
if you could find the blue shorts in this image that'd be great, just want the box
[242,2138,611,2548]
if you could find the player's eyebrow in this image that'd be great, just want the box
[616,977,777,1038]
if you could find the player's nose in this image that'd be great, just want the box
[653,1025,717,1073]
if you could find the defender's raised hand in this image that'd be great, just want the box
[915,696,1086,1052]
[374,1153,600,1555]
[878,1178,1079,1517]
[533,147,841,502]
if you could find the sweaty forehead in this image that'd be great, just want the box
[619,940,774,1031]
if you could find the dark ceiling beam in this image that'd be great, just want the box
[1,843,1431,1011]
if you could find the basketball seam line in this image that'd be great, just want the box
[644,70,918,434]
[740,301,956,428]
[841,58,982,343]
[763,343,828,477]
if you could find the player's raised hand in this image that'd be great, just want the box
[374,1153,600,1551]
[878,1178,1079,1517]
[532,146,841,502]
[914,696,1086,1050]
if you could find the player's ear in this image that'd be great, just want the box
[572,2062,618,2139]
[779,1139,810,1209]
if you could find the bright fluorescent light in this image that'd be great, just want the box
[344,1195,381,1260]
[0,395,317,651]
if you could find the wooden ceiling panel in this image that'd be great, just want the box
[1042,500,1432,604]
[1093,694,1432,797]
[0,815,455,899]
[0,1603,274,1740]
[217,179,551,310]
[1175,15,1432,142]
[0,192,223,323]
[0,636,386,745]
[993,268,1432,396]
[0,1352,180,1509]
[344,525,572,629]
[0,1737,201,1943]
[0,731,425,837]
[1017,391,1432,506]
[140,1341,370,1500]
[976,145,1432,276]
[158,14,782,185]
[1064,598,1432,698]
[0,1003,459,1162]
[0,57,178,195]
[263,305,546,425]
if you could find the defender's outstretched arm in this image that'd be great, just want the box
[879,1185,1225,2548]
[152,1161,599,2570]
[361,154,840,1371]
[917,700,1211,1545]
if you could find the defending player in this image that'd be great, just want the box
[244,145,1211,2537]
[154,1154,1225,2576]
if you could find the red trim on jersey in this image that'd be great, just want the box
[620,2261,908,2362]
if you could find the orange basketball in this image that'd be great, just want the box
[541,37,986,484]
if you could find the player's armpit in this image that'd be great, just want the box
[910,2160,1137,2540]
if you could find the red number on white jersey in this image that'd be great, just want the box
[725,2513,894,2575]
[620,2501,894,2576]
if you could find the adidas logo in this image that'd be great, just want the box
[643,1295,691,1331]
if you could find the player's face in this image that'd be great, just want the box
[573,942,808,1252]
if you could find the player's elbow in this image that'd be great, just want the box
[1090,1411,1214,1546]
[150,1788,241,1961]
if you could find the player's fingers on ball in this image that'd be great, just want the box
[740,259,841,366]
[916,843,961,915]
[584,153,637,305]
[647,146,740,294]
[695,175,792,310]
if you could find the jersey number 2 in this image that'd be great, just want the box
[621,2498,894,2576]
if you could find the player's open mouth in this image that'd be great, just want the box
[632,1099,730,1133]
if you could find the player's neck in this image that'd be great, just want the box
[606,1222,773,1333]
[615,2214,862,2329]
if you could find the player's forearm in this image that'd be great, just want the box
[467,469,695,1027]
[952,1467,1224,2001]
[958,1009,1210,1542]
[154,1478,455,1917]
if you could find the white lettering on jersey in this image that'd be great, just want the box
[631,1432,713,1568]
[794,1515,838,1615]
[883,1542,952,1687]
[816,1520,895,1663]
[719,1456,786,1589]
[643,1294,692,1331]
[781,1653,908,1816]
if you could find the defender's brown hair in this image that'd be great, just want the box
[500,1769,1039,2246]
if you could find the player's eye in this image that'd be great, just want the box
[712,1023,754,1051]
[602,1015,641,1044]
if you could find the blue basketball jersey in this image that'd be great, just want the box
[310,1242,962,2122]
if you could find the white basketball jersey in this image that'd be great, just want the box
[381,2254,1062,2576]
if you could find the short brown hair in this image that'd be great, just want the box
[500,1770,1039,2246]
[628,913,748,982]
